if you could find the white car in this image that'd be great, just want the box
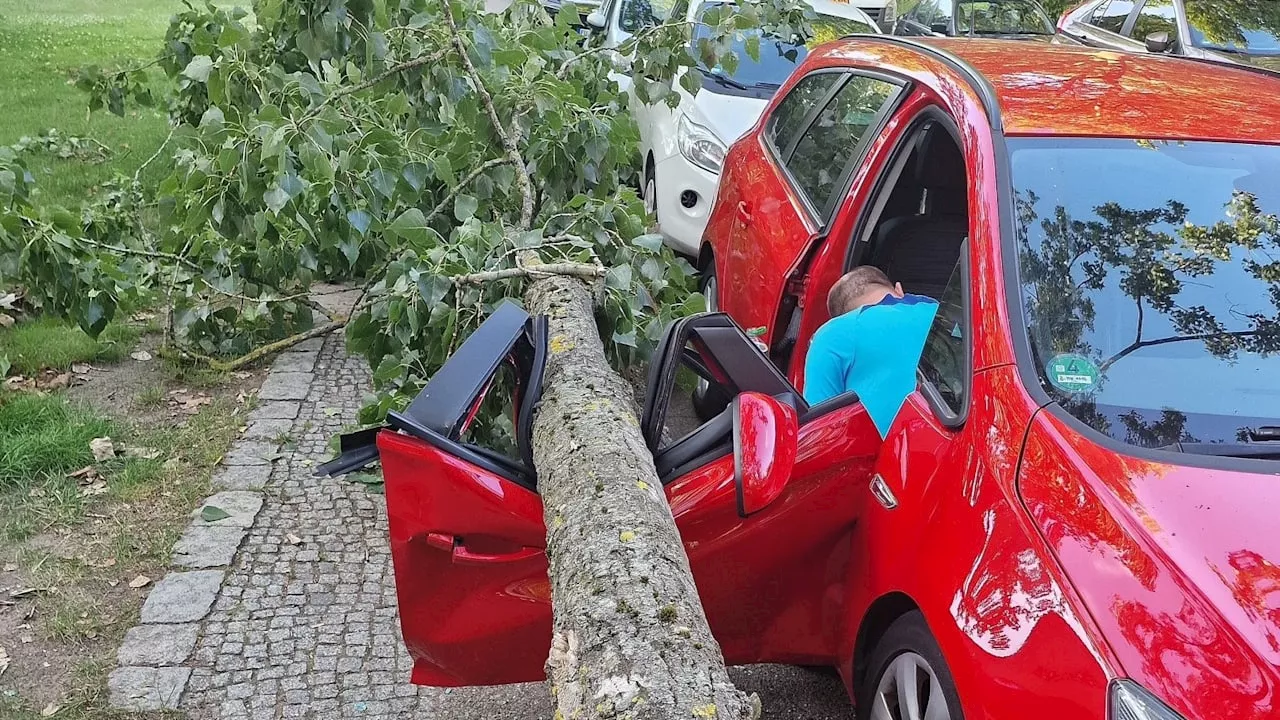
[587,0,881,256]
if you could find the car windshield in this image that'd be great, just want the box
[1184,0,1280,55]
[618,0,678,33]
[929,0,1052,35]
[1010,138,1280,451]
[691,5,875,90]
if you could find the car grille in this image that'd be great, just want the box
[863,7,882,21]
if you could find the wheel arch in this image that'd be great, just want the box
[852,591,920,690]
[697,242,715,274]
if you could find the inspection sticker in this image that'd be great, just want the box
[1046,353,1100,393]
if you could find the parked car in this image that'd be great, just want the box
[893,0,1056,38]
[1056,0,1280,69]
[594,0,879,257]
[322,36,1280,720]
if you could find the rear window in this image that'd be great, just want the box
[1010,138,1280,452]
[784,76,898,216]
[766,72,842,152]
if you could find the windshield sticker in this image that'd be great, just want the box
[1046,354,1100,394]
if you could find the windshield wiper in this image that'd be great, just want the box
[704,71,751,91]
[1158,441,1280,460]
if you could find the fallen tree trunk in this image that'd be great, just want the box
[526,274,759,720]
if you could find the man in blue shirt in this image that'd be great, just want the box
[803,266,939,437]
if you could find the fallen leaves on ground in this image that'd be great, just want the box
[169,389,212,415]
[0,646,9,677]
[89,437,116,461]
[123,445,161,459]
[130,350,152,362]
[286,533,303,545]
[200,505,230,522]
[71,362,93,374]
[4,369,76,392]
[128,575,151,589]
[2,564,16,572]
[41,701,61,717]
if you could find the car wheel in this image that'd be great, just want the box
[691,266,731,421]
[859,611,964,720]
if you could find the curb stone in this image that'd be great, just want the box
[106,346,319,712]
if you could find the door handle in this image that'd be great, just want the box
[425,532,542,564]
[736,200,753,222]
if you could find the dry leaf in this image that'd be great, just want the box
[80,480,108,497]
[71,363,92,374]
[286,533,303,545]
[18,633,33,644]
[41,702,61,717]
[89,437,115,461]
[163,457,182,472]
[130,350,152,362]
[0,313,14,328]
[128,575,151,589]
[131,311,156,322]
[96,558,117,569]
[68,465,97,480]
[107,580,119,588]
[9,588,38,599]
[124,446,161,459]
[3,563,17,572]
[232,371,252,380]
[41,373,70,390]
[0,645,9,677]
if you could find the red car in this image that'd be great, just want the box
[323,37,1280,720]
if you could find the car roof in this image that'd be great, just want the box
[817,37,1280,142]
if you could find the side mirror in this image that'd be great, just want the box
[930,22,950,34]
[586,10,607,29]
[732,392,799,517]
[1145,31,1171,53]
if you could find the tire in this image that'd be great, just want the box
[691,265,731,421]
[643,161,658,222]
[858,611,964,720]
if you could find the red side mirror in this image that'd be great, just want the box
[732,392,799,517]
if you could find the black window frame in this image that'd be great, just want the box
[840,108,974,429]
[763,68,910,229]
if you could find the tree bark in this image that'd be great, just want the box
[525,274,759,720]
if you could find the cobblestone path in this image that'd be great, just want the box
[140,331,847,719]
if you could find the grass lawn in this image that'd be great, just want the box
[0,317,143,375]
[0,0,183,207]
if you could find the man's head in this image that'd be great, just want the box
[827,266,904,317]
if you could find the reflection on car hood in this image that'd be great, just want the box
[688,90,770,146]
[1021,414,1280,717]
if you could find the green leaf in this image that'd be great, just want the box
[605,264,633,290]
[347,209,372,236]
[264,186,290,213]
[200,505,231,522]
[182,55,215,82]
[387,208,442,248]
[632,234,664,252]
[454,194,479,222]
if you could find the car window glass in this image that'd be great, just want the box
[1131,0,1178,41]
[919,261,966,416]
[766,72,842,155]
[911,0,955,27]
[618,0,676,32]
[1090,0,1135,33]
[786,76,898,216]
[1184,0,1280,53]
[955,0,1054,35]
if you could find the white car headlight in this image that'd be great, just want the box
[1110,680,1185,720]
[677,115,727,175]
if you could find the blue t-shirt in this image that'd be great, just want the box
[802,294,939,437]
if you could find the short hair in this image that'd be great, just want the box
[827,266,894,317]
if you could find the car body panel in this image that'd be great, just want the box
[1020,409,1280,720]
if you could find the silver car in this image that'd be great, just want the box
[1056,0,1280,69]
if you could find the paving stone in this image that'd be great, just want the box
[292,337,326,352]
[173,525,247,568]
[257,372,313,400]
[243,417,295,440]
[117,623,200,666]
[249,400,302,420]
[141,570,225,623]
[193,491,264,528]
[212,464,273,491]
[272,351,319,373]
[222,441,281,466]
[108,666,192,711]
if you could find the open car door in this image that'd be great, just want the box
[319,306,882,684]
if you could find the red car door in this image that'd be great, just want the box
[713,69,908,359]
[323,307,881,685]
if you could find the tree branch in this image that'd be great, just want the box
[1099,330,1260,372]
[555,20,696,80]
[428,157,512,220]
[301,48,451,123]
[453,262,605,285]
[443,6,535,230]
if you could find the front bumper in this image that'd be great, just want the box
[652,152,720,258]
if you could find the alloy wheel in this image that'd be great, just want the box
[643,173,658,219]
[869,652,952,720]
